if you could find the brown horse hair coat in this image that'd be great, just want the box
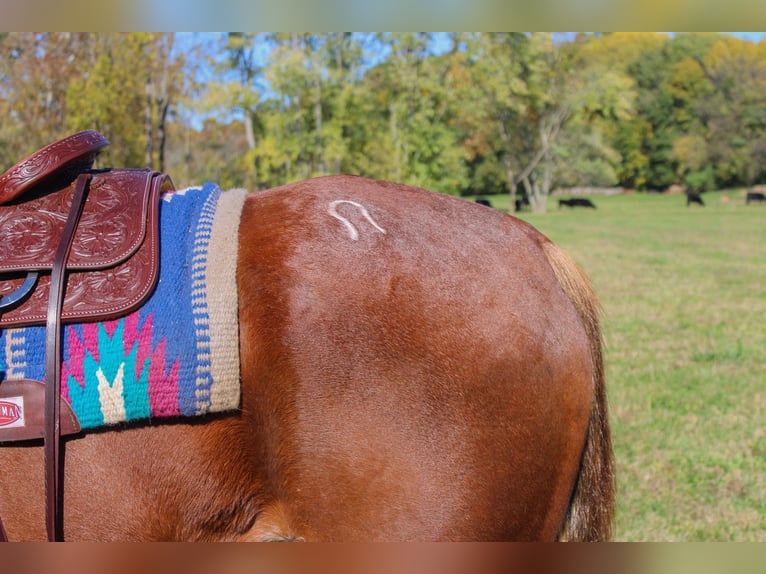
[0,175,615,541]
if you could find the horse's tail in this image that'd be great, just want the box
[541,241,615,541]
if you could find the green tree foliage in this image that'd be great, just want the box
[349,33,467,194]
[0,33,92,166]
[221,33,366,190]
[258,32,341,185]
[66,33,187,169]
[65,34,148,167]
[694,36,766,186]
[0,33,187,171]
[2,32,766,197]
[622,33,718,190]
[574,33,666,190]
[456,33,635,212]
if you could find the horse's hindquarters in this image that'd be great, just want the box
[236,176,596,541]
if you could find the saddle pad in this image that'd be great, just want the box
[0,184,248,429]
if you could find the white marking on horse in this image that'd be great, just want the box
[327,200,386,241]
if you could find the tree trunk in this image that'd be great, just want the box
[504,154,517,213]
[144,79,154,168]
[157,97,169,172]
[390,102,401,182]
[154,37,173,173]
[525,175,546,214]
[315,79,323,174]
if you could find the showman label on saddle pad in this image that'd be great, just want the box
[0,184,247,430]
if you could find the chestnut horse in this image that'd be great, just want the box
[0,175,613,541]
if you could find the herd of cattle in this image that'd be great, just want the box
[688,190,766,207]
[475,189,766,211]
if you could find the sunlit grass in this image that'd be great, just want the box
[485,189,766,540]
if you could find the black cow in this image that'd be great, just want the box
[686,192,705,206]
[746,191,766,205]
[515,196,531,212]
[558,198,596,209]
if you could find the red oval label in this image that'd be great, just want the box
[0,401,22,426]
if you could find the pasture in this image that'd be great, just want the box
[485,190,766,541]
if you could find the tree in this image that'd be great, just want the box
[234,32,366,189]
[0,33,187,171]
[623,33,718,190]
[64,34,150,167]
[459,33,631,212]
[692,36,766,187]
[348,33,467,194]
[573,33,665,190]
[255,33,330,186]
[142,33,187,172]
[0,33,91,165]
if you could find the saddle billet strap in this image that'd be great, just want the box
[43,173,91,542]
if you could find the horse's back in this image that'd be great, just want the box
[236,175,597,541]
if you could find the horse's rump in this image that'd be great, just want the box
[235,175,611,541]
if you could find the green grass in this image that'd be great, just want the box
[479,189,766,540]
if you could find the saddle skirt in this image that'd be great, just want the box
[0,184,247,429]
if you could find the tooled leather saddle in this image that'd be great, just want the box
[0,131,173,541]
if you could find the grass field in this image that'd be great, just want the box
[478,189,766,541]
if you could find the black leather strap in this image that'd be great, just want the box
[43,173,91,542]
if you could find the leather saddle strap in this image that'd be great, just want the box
[44,173,91,542]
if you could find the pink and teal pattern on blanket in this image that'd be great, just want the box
[0,183,247,429]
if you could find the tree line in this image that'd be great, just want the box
[1,32,764,212]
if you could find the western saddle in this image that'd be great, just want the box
[0,131,173,541]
